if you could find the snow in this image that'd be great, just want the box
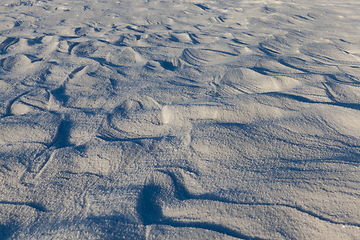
[1,0,360,239]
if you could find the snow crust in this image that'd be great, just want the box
[1,0,360,239]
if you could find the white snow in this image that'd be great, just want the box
[1,0,360,239]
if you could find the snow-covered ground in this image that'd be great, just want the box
[1,0,360,239]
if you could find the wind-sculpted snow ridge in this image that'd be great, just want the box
[1,0,360,239]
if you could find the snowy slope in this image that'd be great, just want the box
[1,0,360,239]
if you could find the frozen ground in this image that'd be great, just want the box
[0,0,360,239]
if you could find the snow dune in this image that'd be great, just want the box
[1,0,360,239]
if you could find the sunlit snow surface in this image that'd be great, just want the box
[1,0,360,239]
